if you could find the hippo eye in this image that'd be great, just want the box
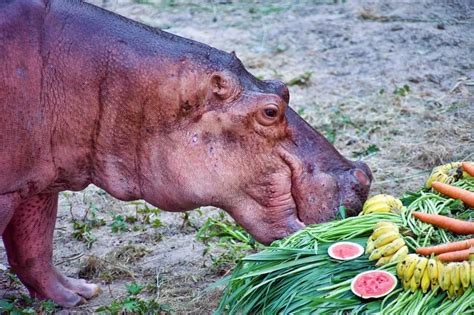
[264,107,278,118]
[263,104,279,119]
[257,104,280,126]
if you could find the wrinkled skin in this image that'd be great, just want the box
[0,0,372,307]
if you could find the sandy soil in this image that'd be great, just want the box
[1,0,473,313]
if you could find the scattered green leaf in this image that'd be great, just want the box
[286,71,313,86]
[393,84,410,97]
[352,144,380,158]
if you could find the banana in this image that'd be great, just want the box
[399,254,417,278]
[430,280,439,294]
[410,274,419,292]
[363,194,393,210]
[382,238,405,257]
[365,238,375,254]
[425,162,463,188]
[403,278,410,290]
[371,225,399,240]
[369,242,391,261]
[421,267,430,293]
[441,263,452,291]
[390,245,408,263]
[456,287,464,297]
[438,261,446,291]
[426,172,448,189]
[437,261,444,289]
[376,256,392,267]
[447,284,455,299]
[404,254,420,282]
[388,197,403,208]
[460,261,470,289]
[390,206,407,215]
[374,231,400,248]
[362,194,404,215]
[396,260,405,278]
[373,221,397,230]
[413,257,428,287]
[365,202,403,214]
[364,204,391,214]
[431,280,439,292]
[471,261,474,287]
[427,259,438,288]
[450,263,461,291]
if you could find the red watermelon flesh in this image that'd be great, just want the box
[327,242,364,260]
[351,270,397,299]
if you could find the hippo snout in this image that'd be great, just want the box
[339,161,373,216]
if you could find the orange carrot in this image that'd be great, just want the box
[462,162,474,177]
[438,248,471,262]
[431,181,474,208]
[416,239,474,255]
[412,212,474,235]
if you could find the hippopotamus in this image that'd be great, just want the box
[0,0,372,307]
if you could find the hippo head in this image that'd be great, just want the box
[118,48,372,245]
[91,34,372,245]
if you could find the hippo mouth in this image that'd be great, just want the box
[276,149,337,227]
[294,203,305,227]
[227,156,371,245]
[280,150,372,227]
[294,170,371,225]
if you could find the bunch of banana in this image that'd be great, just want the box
[366,221,408,267]
[397,255,474,298]
[425,162,473,189]
[359,194,405,216]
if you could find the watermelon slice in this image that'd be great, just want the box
[327,242,364,260]
[351,270,397,299]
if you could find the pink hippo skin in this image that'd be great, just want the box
[0,0,372,307]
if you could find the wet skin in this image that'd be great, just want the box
[0,0,372,307]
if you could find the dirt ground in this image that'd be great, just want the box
[1,0,473,313]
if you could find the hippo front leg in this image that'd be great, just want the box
[2,193,101,307]
[0,192,20,235]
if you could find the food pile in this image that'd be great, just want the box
[366,221,407,267]
[217,162,474,314]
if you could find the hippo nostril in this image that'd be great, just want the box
[353,161,373,182]
[353,169,370,186]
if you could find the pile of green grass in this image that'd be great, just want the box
[216,179,474,314]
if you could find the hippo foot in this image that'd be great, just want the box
[2,193,102,307]
[17,265,101,308]
[59,275,102,300]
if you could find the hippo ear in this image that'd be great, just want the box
[211,71,237,100]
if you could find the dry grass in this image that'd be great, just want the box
[79,245,150,282]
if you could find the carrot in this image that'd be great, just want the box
[431,181,474,208]
[438,248,471,262]
[412,212,474,235]
[462,162,474,177]
[416,239,474,255]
